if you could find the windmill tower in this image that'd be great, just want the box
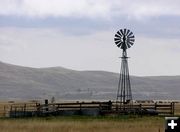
[114,28,135,111]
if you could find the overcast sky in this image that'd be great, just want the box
[0,0,180,76]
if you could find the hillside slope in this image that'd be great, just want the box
[0,61,179,100]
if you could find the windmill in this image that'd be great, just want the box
[114,28,135,111]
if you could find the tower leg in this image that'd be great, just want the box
[116,50,132,112]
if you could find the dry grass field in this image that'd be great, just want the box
[0,116,164,132]
[0,101,179,132]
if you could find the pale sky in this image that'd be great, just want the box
[0,0,180,76]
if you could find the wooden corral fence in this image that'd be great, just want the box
[132,102,175,115]
[0,101,15,117]
[9,102,40,118]
[105,102,175,116]
[0,101,40,118]
[0,101,175,118]
[0,105,8,117]
[38,101,112,115]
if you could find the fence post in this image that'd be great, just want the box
[24,104,26,117]
[45,99,49,112]
[36,103,40,116]
[139,104,142,115]
[108,100,112,111]
[3,105,6,117]
[99,102,102,111]
[139,104,142,111]
[80,102,82,111]
[15,107,17,118]
[155,102,157,110]
[10,105,12,117]
[171,102,175,115]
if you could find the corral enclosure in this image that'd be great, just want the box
[0,100,179,118]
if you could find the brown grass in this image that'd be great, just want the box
[0,116,164,132]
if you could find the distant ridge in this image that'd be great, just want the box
[0,61,179,100]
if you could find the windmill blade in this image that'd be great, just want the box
[128,41,134,45]
[115,40,121,44]
[120,29,124,35]
[128,35,135,39]
[127,32,133,37]
[119,42,123,47]
[115,34,121,38]
[117,42,123,47]
[115,40,121,45]
[116,42,123,47]
[127,43,131,48]
[127,38,134,44]
[129,39,135,42]
[124,29,127,36]
[116,43,121,47]
[126,29,130,36]
[114,38,121,42]
[117,31,122,37]
[127,38,135,42]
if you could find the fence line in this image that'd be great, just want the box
[0,101,175,118]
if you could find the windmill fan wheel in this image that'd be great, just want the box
[114,28,135,50]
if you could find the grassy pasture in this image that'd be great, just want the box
[0,116,164,132]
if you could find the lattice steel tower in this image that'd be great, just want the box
[114,28,135,110]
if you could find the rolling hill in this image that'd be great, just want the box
[0,61,179,101]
